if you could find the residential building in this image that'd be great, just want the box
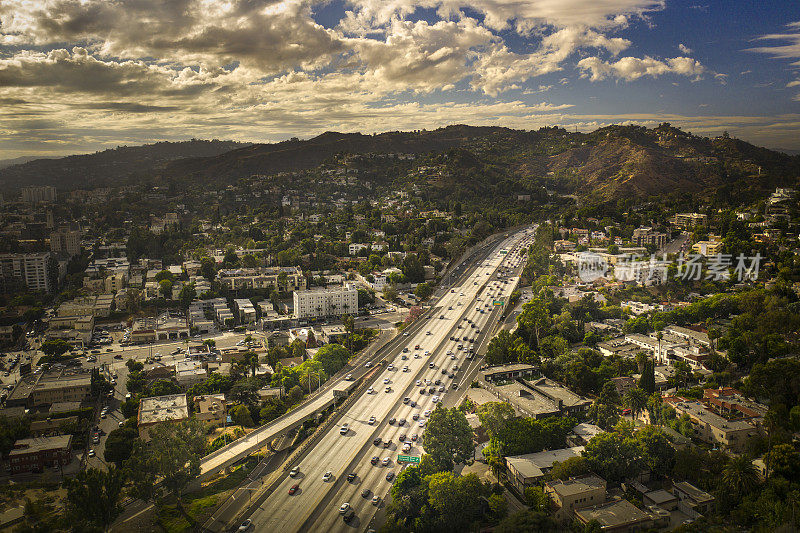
[216,266,306,292]
[233,298,257,324]
[137,394,189,440]
[21,186,56,203]
[505,446,585,491]
[692,235,724,257]
[174,360,207,386]
[545,475,607,524]
[632,227,668,248]
[194,394,228,427]
[0,252,54,293]
[349,243,369,255]
[672,481,715,517]
[574,498,654,532]
[293,283,358,319]
[671,213,708,229]
[8,435,72,474]
[483,376,591,419]
[50,229,81,258]
[6,368,92,408]
[663,396,760,453]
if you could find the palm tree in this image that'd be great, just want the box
[623,387,648,422]
[722,455,760,501]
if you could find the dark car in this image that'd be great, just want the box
[383,440,391,448]
[435,379,441,385]
[389,417,396,425]
[398,419,406,426]
[362,488,371,498]
[429,387,435,393]
[386,472,395,482]
[373,437,382,446]
[289,484,299,495]
[419,388,426,395]
[412,413,420,420]
[347,472,356,482]
[399,434,406,441]
[371,456,379,465]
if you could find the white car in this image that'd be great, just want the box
[387,364,394,371]
[367,387,374,394]
[340,423,349,435]
[383,378,390,384]
[368,416,376,425]
[432,395,440,403]
[402,443,411,452]
[416,380,422,386]
[424,410,432,417]
[339,503,350,514]
[365,361,373,367]
[382,457,391,466]
[403,366,409,372]
[323,471,333,481]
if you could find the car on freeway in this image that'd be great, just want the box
[416,380,422,386]
[288,484,299,495]
[339,503,350,514]
[385,386,391,393]
[412,413,420,420]
[340,423,349,435]
[368,416,376,425]
[382,457,391,466]
[362,488,371,498]
[383,440,391,448]
[347,473,357,482]
[367,386,374,394]
[88,449,95,457]
[371,456,379,465]
[237,519,254,532]
[383,378,390,384]
[323,471,333,481]
[402,443,411,452]
[387,364,394,371]
[372,495,381,505]
[365,361,373,367]
[411,433,418,441]
[389,417,396,425]
[346,374,353,380]
[410,400,416,407]
[419,388,426,395]
[403,365,409,372]
[386,471,395,482]
[289,466,300,477]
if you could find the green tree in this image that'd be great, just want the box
[383,283,398,302]
[230,404,254,427]
[639,359,656,394]
[549,456,590,480]
[415,282,434,300]
[65,466,126,532]
[524,486,552,512]
[426,472,487,531]
[41,339,71,356]
[722,455,760,502]
[159,279,173,299]
[588,381,621,429]
[424,407,474,470]
[495,509,558,533]
[636,426,675,478]
[178,283,196,308]
[259,397,286,423]
[583,426,643,484]
[313,343,351,375]
[104,427,138,466]
[623,387,648,420]
[768,444,800,480]
[476,402,515,439]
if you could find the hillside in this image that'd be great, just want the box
[1,125,797,201]
[0,139,249,190]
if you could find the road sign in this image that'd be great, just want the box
[493,300,504,306]
[397,455,420,464]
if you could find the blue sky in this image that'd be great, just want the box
[0,0,799,158]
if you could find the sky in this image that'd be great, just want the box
[0,0,799,159]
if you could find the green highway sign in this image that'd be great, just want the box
[397,455,420,464]
[493,300,504,306]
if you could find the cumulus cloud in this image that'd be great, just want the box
[577,55,705,81]
[678,43,692,54]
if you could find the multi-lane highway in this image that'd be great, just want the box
[242,227,534,533]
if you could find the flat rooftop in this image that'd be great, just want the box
[506,446,585,479]
[9,435,72,456]
[575,498,651,528]
[138,394,189,425]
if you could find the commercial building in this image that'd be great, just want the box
[6,368,92,408]
[0,252,55,293]
[137,394,189,440]
[21,186,56,203]
[483,375,591,419]
[130,313,190,343]
[8,435,72,474]
[692,235,724,257]
[479,364,539,383]
[216,266,306,292]
[293,283,358,319]
[505,446,585,491]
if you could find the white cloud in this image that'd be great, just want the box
[577,55,705,81]
[678,43,692,54]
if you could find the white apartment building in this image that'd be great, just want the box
[21,186,56,203]
[349,243,369,255]
[293,283,358,319]
[0,252,53,293]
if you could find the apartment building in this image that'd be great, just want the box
[664,396,760,453]
[545,475,607,524]
[6,369,92,408]
[8,435,72,474]
[50,229,81,258]
[194,393,227,427]
[217,266,306,292]
[632,227,668,248]
[21,186,56,203]
[293,283,358,319]
[0,252,54,293]
[233,298,257,324]
[671,213,708,229]
[691,235,724,257]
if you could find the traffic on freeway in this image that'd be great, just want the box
[240,227,534,533]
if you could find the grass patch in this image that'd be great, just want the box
[155,457,258,532]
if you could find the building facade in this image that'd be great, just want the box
[0,252,54,293]
[293,283,358,319]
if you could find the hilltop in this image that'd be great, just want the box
[1,125,797,201]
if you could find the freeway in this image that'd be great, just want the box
[241,227,534,533]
